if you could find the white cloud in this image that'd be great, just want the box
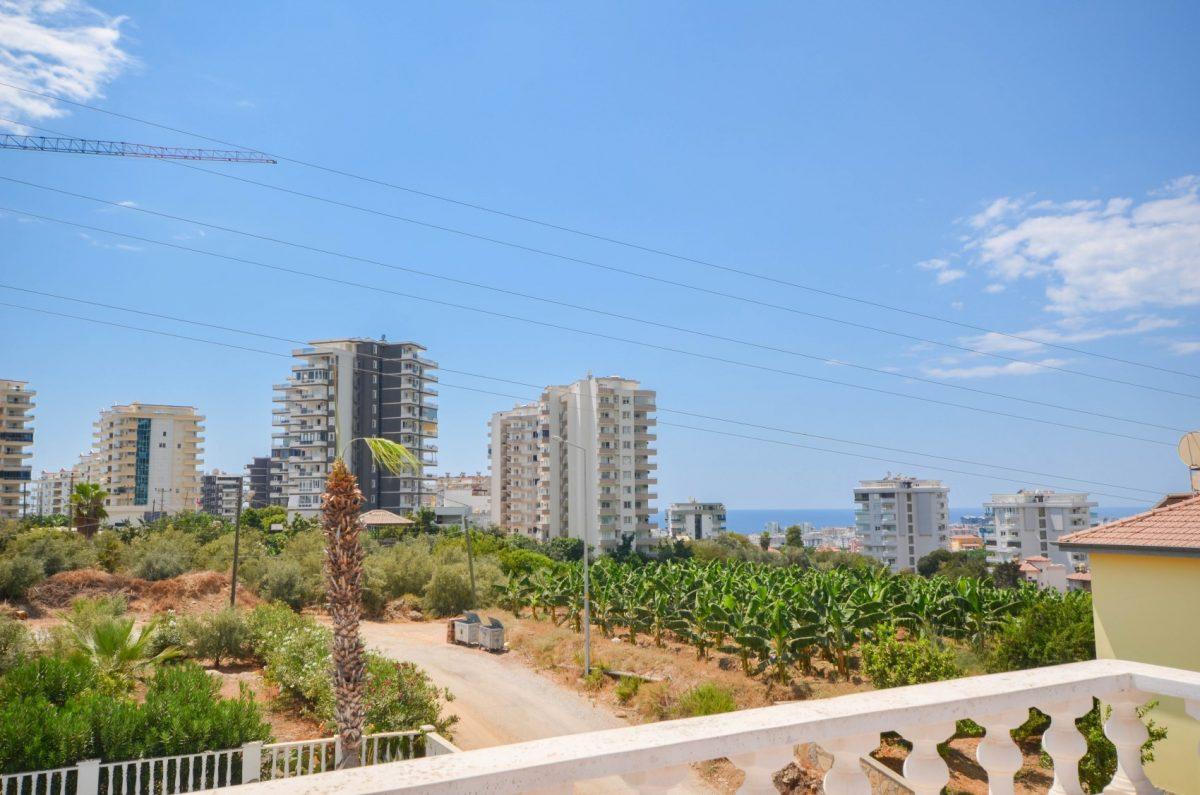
[1170,341,1200,356]
[0,0,132,132]
[924,358,1068,379]
[961,316,1180,355]
[950,301,964,311]
[963,177,1200,315]
[984,283,1005,294]
[915,257,965,286]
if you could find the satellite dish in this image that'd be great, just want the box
[1180,431,1200,469]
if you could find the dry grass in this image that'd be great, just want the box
[25,569,259,615]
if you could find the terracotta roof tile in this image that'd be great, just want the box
[1066,572,1092,581]
[1057,493,1200,553]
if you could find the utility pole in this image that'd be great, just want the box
[442,495,478,607]
[230,477,244,608]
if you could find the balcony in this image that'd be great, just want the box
[229,658,1199,795]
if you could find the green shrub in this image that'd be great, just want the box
[0,655,97,705]
[7,528,95,576]
[0,695,93,772]
[0,617,31,674]
[674,683,736,717]
[364,538,436,604]
[129,531,198,581]
[862,635,962,689]
[0,555,43,599]
[497,547,556,576]
[258,558,323,608]
[195,530,269,586]
[182,608,253,666]
[94,531,125,573]
[615,676,641,704]
[988,592,1094,672]
[148,612,186,660]
[363,655,456,735]
[422,560,504,617]
[139,663,271,755]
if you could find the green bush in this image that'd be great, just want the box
[988,592,1094,672]
[0,555,43,599]
[363,655,456,735]
[861,635,962,689]
[615,676,641,704]
[7,528,96,576]
[0,695,93,772]
[0,617,30,674]
[195,530,269,587]
[673,683,736,717]
[422,560,504,617]
[497,547,556,576]
[258,558,323,608]
[365,538,436,601]
[182,608,253,667]
[0,655,97,705]
[147,611,186,660]
[129,531,198,581]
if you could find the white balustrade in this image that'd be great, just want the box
[974,708,1026,795]
[1103,690,1159,794]
[900,720,954,794]
[213,659,1200,795]
[1043,695,1092,795]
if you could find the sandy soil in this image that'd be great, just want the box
[358,619,718,793]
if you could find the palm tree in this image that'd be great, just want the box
[70,482,108,539]
[323,438,420,769]
[69,615,180,693]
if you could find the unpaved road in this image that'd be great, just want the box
[360,620,625,749]
[360,620,716,793]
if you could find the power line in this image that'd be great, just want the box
[2,192,1189,428]
[0,82,1193,382]
[0,206,1178,446]
[0,299,1158,503]
[11,164,1183,402]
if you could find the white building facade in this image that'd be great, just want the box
[0,379,34,519]
[489,376,657,551]
[984,489,1095,570]
[89,403,204,523]
[854,474,949,572]
[31,468,73,518]
[273,338,438,518]
[435,472,490,524]
[667,500,726,540]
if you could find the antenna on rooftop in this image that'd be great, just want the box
[1178,431,1200,494]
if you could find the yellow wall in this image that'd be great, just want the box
[1090,551,1200,793]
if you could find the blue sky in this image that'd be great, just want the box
[1,1,1197,509]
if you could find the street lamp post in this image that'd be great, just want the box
[552,434,592,677]
[440,495,478,608]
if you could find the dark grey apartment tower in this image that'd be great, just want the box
[272,338,437,518]
[245,455,283,509]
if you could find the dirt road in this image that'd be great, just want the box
[359,620,717,793]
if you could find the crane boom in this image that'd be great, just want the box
[0,134,275,163]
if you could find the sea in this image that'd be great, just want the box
[661,506,1148,534]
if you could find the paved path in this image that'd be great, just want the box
[359,620,715,793]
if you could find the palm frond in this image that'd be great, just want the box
[360,437,422,474]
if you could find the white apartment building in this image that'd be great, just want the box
[89,403,204,523]
[667,499,726,540]
[435,472,490,523]
[273,338,438,518]
[489,404,542,536]
[854,474,949,572]
[984,489,1095,570]
[539,376,657,552]
[200,470,244,521]
[1,380,34,519]
[31,468,74,517]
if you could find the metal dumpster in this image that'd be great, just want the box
[452,611,482,646]
[478,617,505,652]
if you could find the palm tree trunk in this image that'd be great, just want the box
[322,459,367,769]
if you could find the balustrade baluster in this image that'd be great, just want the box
[901,721,955,795]
[975,708,1027,795]
[1043,696,1091,795]
[822,733,877,795]
[730,744,796,794]
[1103,691,1159,794]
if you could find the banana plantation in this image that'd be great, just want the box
[502,560,1062,683]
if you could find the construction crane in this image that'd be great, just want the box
[0,134,275,163]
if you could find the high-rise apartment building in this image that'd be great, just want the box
[245,455,284,509]
[273,338,438,518]
[984,490,1095,570]
[0,380,35,519]
[667,500,727,540]
[90,403,204,523]
[490,376,657,551]
[200,470,244,521]
[854,474,949,572]
[488,404,542,536]
[31,468,73,517]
